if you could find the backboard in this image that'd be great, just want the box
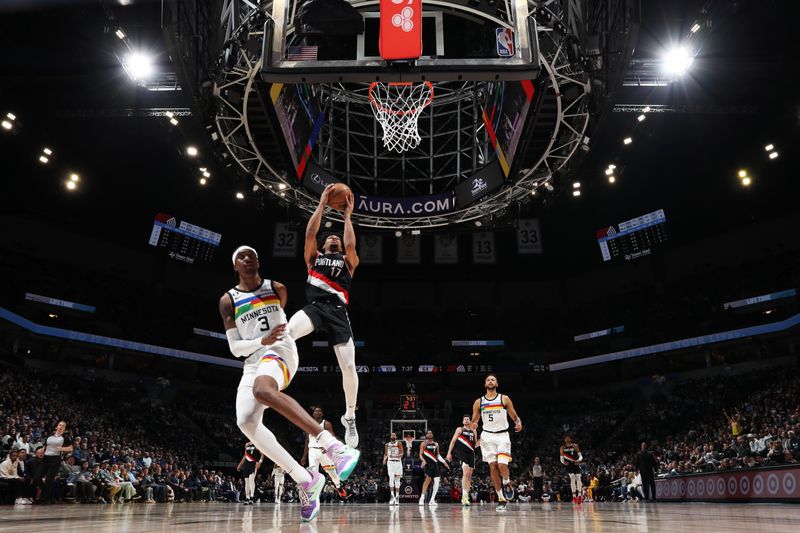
[262,0,539,83]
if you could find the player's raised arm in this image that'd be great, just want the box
[503,395,523,433]
[304,184,334,268]
[272,281,288,309]
[342,192,359,274]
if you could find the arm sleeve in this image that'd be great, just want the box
[226,329,263,358]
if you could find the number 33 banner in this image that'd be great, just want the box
[272,223,298,257]
[517,219,542,255]
[472,232,495,264]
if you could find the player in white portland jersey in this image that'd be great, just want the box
[382,433,405,505]
[219,245,360,522]
[301,406,344,495]
[471,374,522,512]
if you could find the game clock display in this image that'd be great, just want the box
[148,213,222,264]
[401,394,418,412]
[597,209,668,262]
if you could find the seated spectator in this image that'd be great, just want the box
[1,448,28,504]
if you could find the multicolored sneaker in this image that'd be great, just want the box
[496,499,507,512]
[340,415,359,448]
[502,483,515,501]
[299,471,325,522]
[325,442,360,482]
[461,495,470,507]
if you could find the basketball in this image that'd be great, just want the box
[327,183,352,211]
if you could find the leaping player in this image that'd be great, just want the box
[221,245,360,522]
[288,185,361,447]
[418,430,449,507]
[382,432,405,505]
[560,434,584,504]
[301,406,346,497]
[471,374,522,512]
[446,415,478,507]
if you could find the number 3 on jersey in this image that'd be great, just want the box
[258,315,270,331]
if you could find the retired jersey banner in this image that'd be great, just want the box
[472,232,496,264]
[379,0,422,60]
[517,219,542,254]
[359,234,383,264]
[434,233,459,264]
[272,223,298,258]
[397,234,421,264]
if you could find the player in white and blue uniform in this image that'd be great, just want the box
[219,245,359,522]
[382,433,404,505]
[471,374,522,512]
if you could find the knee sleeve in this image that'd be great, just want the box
[288,311,315,340]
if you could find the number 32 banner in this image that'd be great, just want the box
[273,223,298,258]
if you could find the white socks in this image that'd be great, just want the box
[333,339,358,416]
[431,477,440,502]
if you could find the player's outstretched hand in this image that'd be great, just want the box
[515,419,523,433]
[319,184,335,207]
[344,191,355,218]
[261,324,287,346]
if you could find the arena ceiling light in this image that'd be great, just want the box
[115,29,126,40]
[235,192,244,200]
[38,155,49,164]
[572,189,581,197]
[69,173,80,182]
[199,178,207,185]
[690,23,701,33]
[202,170,211,178]
[737,169,748,178]
[65,180,78,191]
[741,176,752,187]
[186,146,198,157]
[637,114,646,122]
[572,182,581,189]
[764,144,774,152]
[608,175,616,184]
[769,151,779,159]
[605,168,614,175]
[662,46,695,77]
[123,52,155,81]
[623,137,633,145]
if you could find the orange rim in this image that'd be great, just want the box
[368,81,434,117]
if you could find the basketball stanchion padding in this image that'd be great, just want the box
[379,0,422,60]
[368,81,434,153]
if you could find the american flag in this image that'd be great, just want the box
[287,46,318,61]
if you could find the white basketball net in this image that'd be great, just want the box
[368,82,434,153]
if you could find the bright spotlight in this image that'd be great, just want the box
[764,144,774,152]
[769,151,779,160]
[474,220,483,227]
[662,46,694,76]
[572,182,581,189]
[39,155,49,164]
[690,23,701,33]
[741,177,752,186]
[202,171,211,178]
[70,173,80,182]
[115,29,126,40]
[605,168,614,176]
[737,169,747,178]
[236,192,244,200]
[572,190,581,197]
[6,113,16,121]
[623,137,633,145]
[199,167,207,172]
[637,114,646,122]
[642,107,650,113]
[608,164,616,170]
[169,118,179,126]
[608,175,616,184]
[186,146,198,157]
[65,180,77,191]
[394,230,402,237]
[278,183,287,190]
[531,189,537,196]
[43,147,52,155]
[124,52,155,81]
[1,120,12,130]
[199,178,207,185]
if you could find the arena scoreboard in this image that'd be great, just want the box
[148,213,222,264]
[596,209,667,262]
[401,394,418,413]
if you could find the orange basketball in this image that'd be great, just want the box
[327,183,352,211]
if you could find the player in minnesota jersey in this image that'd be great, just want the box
[471,374,522,512]
[301,406,346,497]
[382,432,405,505]
[418,430,449,507]
[560,434,584,504]
[220,245,360,522]
[446,415,478,506]
[288,185,361,448]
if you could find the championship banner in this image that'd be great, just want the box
[397,234,421,264]
[434,233,458,264]
[517,218,542,255]
[379,0,422,60]
[272,223,298,258]
[655,465,800,502]
[472,232,495,264]
[359,234,383,264]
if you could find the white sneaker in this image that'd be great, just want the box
[418,496,425,506]
[341,415,359,448]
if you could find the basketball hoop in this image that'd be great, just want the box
[368,81,434,153]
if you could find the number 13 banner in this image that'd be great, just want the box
[472,232,495,264]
